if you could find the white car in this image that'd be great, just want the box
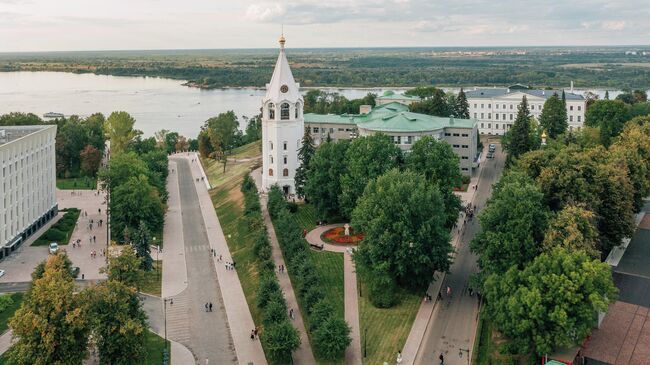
[49,242,59,254]
[0,269,5,278]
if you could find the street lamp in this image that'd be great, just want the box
[364,327,367,358]
[459,348,470,365]
[164,297,171,361]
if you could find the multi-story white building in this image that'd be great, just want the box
[466,84,586,135]
[0,125,57,259]
[261,35,304,195]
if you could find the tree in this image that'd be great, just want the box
[409,89,450,117]
[542,205,599,258]
[8,255,90,365]
[197,130,213,158]
[104,111,139,155]
[352,169,451,290]
[0,112,44,126]
[471,171,549,274]
[110,175,164,241]
[594,161,635,254]
[504,96,533,160]
[405,136,462,228]
[404,86,441,99]
[454,88,470,119]
[305,141,349,219]
[312,317,352,361]
[164,131,179,154]
[539,93,568,138]
[31,253,74,281]
[339,134,401,218]
[483,248,617,355]
[85,280,148,365]
[103,248,143,288]
[98,151,149,191]
[263,321,301,363]
[585,100,629,146]
[175,135,190,152]
[132,220,153,271]
[243,115,262,143]
[610,117,650,211]
[203,111,242,172]
[80,144,102,176]
[294,127,316,198]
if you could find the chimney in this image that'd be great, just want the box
[570,81,574,93]
[359,105,372,114]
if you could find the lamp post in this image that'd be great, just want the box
[459,348,470,365]
[154,237,159,281]
[164,298,170,358]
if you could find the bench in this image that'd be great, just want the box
[310,242,324,250]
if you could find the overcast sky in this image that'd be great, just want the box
[1,0,649,52]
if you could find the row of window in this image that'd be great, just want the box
[269,156,289,164]
[310,127,354,133]
[268,102,300,120]
[472,103,582,111]
[475,113,582,123]
[268,168,289,177]
[452,144,470,148]
[444,133,470,137]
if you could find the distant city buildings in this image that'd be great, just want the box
[466,84,586,135]
[0,125,57,259]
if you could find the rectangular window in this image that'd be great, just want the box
[495,124,499,129]
[488,104,491,109]
[570,105,574,111]
[474,113,477,118]
[444,133,451,136]
[283,156,287,164]
[473,104,477,108]
[462,145,468,148]
[510,104,513,110]
[578,106,582,111]
[453,133,460,137]
[406,136,413,144]
[462,156,469,160]
[481,123,484,128]
[577,116,581,122]
[283,142,287,151]
[488,123,491,128]
[481,113,484,119]
[394,136,401,144]
[313,127,319,133]
[453,144,460,148]
[510,114,513,120]
[338,128,344,131]
[329,128,334,134]
[570,115,574,122]
[530,105,534,110]
[495,104,499,109]
[270,155,273,163]
[488,113,491,119]
[495,114,499,120]
[481,104,484,109]
[461,133,468,137]
[461,168,469,171]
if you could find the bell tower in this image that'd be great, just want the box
[261,35,304,195]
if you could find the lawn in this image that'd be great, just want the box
[144,330,170,365]
[56,177,97,190]
[309,250,344,319]
[294,203,318,232]
[32,208,80,246]
[230,140,262,159]
[140,260,162,297]
[358,279,421,365]
[473,308,532,365]
[0,293,24,334]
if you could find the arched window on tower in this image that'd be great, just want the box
[269,168,274,176]
[295,102,301,118]
[281,103,290,120]
[283,168,289,177]
[268,103,275,120]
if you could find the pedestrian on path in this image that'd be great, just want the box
[205,303,209,312]
[396,351,402,364]
[250,330,255,340]
[254,327,258,338]
[439,353,444,365]
[289,308,294,320]
[209,302,213,312]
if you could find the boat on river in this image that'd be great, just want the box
[43,112,65,119]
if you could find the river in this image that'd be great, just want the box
[0,71,627,138]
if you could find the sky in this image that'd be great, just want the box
[1,0,649,52]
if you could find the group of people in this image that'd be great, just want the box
[249,327,259,340]
[204,302,214,312]
[277,265,286,273]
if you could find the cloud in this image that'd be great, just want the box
[245,3,286,22]
[602,20,627,31]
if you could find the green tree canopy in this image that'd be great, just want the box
[0,112,44,126]
[471,171,549,275]
[454,88,470,119]
[504,96,533,161]
[132,220,153,271]
[103,248,143,289]
[105,111,139,155]
[585,100,629,146]
[405,136,462,228]
[542,205,599,258]
[483,248,617,355]
[294,127,316,198]
[539,93,568,138]
[263,321,301,363]
[352,169,451,289]
[110,175,164,242]
[8,255,91,365]
[339,134,402,218]
[305,140,349,219]
[408,88,451,117]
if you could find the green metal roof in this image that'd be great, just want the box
[304,102,476,132]
[377,92,420,101]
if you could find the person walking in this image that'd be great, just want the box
[205,303,209,312]
[396,351,403,364]
[250,330,255,340]
[439,353,444,365]
[209,302,213,312]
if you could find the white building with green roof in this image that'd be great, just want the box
[304,102,479,175]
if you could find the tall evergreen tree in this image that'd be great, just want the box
[505,96,533,160]
[455,88,470,119]
[294,127,316,198]
[132,220,153,271]
[561,90,566,104]
[539,93,568,138]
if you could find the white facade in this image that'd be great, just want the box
[261,36,304,195]
[466,88,586,135]
[0,125,57,258]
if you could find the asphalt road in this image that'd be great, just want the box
[415,143,506,365]
[176,159,237,365]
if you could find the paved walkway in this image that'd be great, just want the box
[412,142,506,365]
[252,168,317,364]
[185,153,267,365]
[305,224,362,365]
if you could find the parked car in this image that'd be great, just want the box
[0,269,5,278]
[49,242,59,254]
[487,152,494,159]
[488,143,496,152]
[70,267,80,279]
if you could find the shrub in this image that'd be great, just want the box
[367,267,398,308]
[303,286,325,314]
[309,299,335,331]
[312,317,351,361]
[267,185,286,218]
[44,228,66,242]
[0,295,14,313]
[256,274,281,309]
[287,201,298,213]
[262,320,301,363]
[257,244,272,262]
[262,297,288,327]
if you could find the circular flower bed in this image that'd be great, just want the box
[321,226,364,245]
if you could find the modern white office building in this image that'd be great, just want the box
[0,125,57,259]
[466,84,586,135]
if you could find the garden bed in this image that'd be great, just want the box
[321,226,363,245]
[32,208,80,246]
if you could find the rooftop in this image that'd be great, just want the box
[0,125,54,147]
[305,102,476,132]
[465,87,584,101]
[377,90,421,101]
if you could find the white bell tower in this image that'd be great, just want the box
[261,35,304,195]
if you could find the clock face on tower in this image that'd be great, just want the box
[280,84,289,93]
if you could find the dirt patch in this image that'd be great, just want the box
[639,214,650,229]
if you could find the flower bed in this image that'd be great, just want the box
[321,226,364,244]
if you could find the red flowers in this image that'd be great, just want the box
[322,227,364,244]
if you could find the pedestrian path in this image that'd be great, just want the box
[183,153,267,365]
[162,160,188,298]
[304,223,362,365]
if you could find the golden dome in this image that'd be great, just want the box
[279,35,286,47]
[541,130,547,138]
